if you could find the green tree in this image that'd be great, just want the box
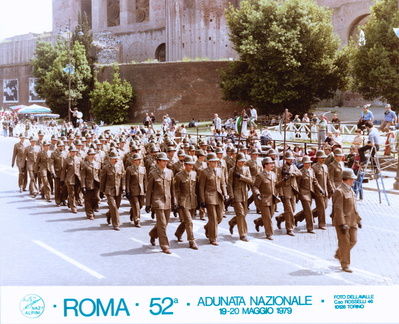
[220,0,350,115]
[31,13,94,118]
[90,65,135,124]
[350,0,399,109]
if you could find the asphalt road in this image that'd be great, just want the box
[1,136,398,287]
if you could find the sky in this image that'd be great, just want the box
[0,0,53,41]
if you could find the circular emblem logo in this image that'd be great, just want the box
[20,294,45,319]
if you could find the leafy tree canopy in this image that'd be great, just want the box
[220,0,350,115]
[31,13,93,118]
[350,0,399,109]
[90,65,136,124]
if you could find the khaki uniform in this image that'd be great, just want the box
[246,158,262,209]
[275,163,301,232]
[61,155,82,212]
[227,166,253,238]
[253,170,279,237]
[81,160,101,219]
[50,150,68,206]
[199,167,227,243]
[24,145,40,195]
[312,162,333,228]
[295,167,322,232]
[126,165,147,225]
[328,160,343,191]
[174,169,197,243]
[34,150,53,200]
[12,141,27,190]
[146,167,175,251]
[100,163,126,228]
[332,183,362,269]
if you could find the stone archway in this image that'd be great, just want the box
[348,14,370,45]
[155,43,166,62]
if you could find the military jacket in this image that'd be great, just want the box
[174,169,197,209]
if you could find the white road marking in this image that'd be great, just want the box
[232,240,359,285]
[32,240,106,279]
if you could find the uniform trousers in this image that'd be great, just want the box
[228,202,248,237]
[204,198,224,242]
[84,188,100,218]
[297,199,314,231]
[27,170,38,194]
[335,226,358,268]
[17,166,27,190]
[53,178,67,205]
[106,194,122,227]
[175,207,195,242]
[314,195,327,227]
[67,183,81,210]
[149,209,171,250]
[39,171,51,200]
[275,196,296,231]
[259,205,275,237]
[129,196,144,223]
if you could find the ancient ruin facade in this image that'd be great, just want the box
[1,0,376,110]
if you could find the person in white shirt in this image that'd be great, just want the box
[249,105,258,127]
[213,114,222,135]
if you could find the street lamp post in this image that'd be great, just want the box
[59,19,84,124]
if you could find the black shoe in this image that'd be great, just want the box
[254,220,260,233]
[240,236,249,242]
[319,226,326,230]
[62,200,67,206]
[210,241,219,246]
[163,249,171,254]
[150,237,156,246]
[175,234,183,242]
[106,213,111,225]
[307,230,315,234]
[135,222,141,228]
[229,223,234,235]
[130,214,133,221]
[342,267,353,273]
[287,231,295,236]
[266,235,273,240]
[334,252,339,259]
[151,211,155,219]
[113,227,120,231]
[295,219,298,227]
[277,219,282,230]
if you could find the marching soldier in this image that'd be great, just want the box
[227,153,253,241]
[81,149,101,220]
[50,140,68,206]
[332,168,362,273]
[146,152,176,254]
[275,151,302,236]
[34,141,53,202]
[199,152,228,246]
[294,156,323,233]
[172,149,186,175]
[194,149,207,220]
[174,155,199,249]
[328,148,344,191]
[246,148,262,211]
[125,153,147,227]
[60,147,82,214]
[312,150,333,230]
[100,151,126,230]
[253,157,279,240]
[24,136,40,197]
[11,134,27,192]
